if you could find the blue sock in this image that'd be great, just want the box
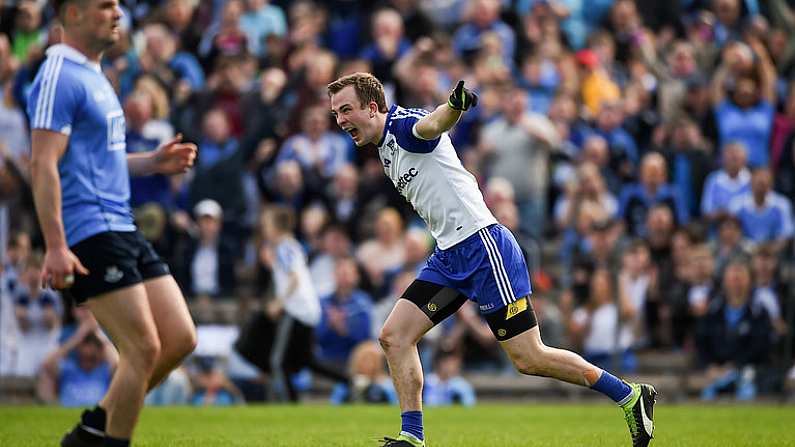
[400,411,424,441]
[590,370,633,405]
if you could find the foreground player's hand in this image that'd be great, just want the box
[42,246,89,290]
[155,133,198,175]
[447,80,478,111]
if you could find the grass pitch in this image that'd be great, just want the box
[1,403,793,446]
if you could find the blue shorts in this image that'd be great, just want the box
[417,224,532,314]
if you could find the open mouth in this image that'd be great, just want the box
[344,127,359,139]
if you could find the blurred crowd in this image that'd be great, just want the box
[1,0,795,405]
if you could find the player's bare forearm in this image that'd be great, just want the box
[127,151,158,177]
[414,104,462,140]
[30,130,68,250]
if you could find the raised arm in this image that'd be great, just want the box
[414,81,478,141]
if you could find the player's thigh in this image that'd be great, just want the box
[142,275,196,354]
[85,283,159,358]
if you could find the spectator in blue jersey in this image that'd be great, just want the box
[276,103,352,186]
[124,91,176,210]
[140,23,205,93]
[239,0,287,59]
[424,348,476,407]
[316,256,374,369]
[593,99,639,181]
[711,40,776,168]
[38,321,117,407]
[728,167,794,252]
[452,0,515,66]
[619,152,689,237]
[697,260,773,401]
[657,118,713,219]
[359,8,412,87]
[700,141,750,224]
[189,108,246,222]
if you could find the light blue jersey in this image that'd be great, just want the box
[27,44,135,246]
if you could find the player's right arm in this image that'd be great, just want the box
[414,80,478,140]
[30,129,88,289]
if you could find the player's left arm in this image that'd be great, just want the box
[413,80,478,140]
[127,133,197,177]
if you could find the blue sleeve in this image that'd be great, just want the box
[671,187,690,224]
[27,57,80,134]
[776,200,794,240]
[315,298,333,340]
[171,53,205,90]
[391,113,440,153]
[618,185,633,218]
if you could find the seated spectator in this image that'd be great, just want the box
[309,224,353,299]
[593,99,638,178]
[401,228,432,274]
[316,256,374,369]
[728,167,794,252]
[697,260,773,400]
[276,103,352,185]
[619,152,689,237]
[141,23,205,94]
[298,204,329,257]
[190,356,243,406]
[710,215,751,280]
[569,268,636,372]
[618,240,654,349]
[750,244,787,337]
[189,108,246,222]
[701,141,750,224]
[424,348,476,407]
[146,367,192,406]
[239,0,287,58]
[37,323,117,407]
[13,252,61,377]
[176,199,237,298]
[345,340,397,405]
[355,208,406,295]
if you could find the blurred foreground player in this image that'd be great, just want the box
[28,0,198,445]
[328,73,656,447]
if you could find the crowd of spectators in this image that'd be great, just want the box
[1,0,795,404]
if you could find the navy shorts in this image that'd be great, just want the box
[418,224,532,314]
[68,230,170,304]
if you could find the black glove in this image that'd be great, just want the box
[447,80,478,111]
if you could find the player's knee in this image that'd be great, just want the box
[378,326,405,352]
[131,336,162,373]
[513,356,541,376]
[177,325,198,358]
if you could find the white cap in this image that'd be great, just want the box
[194,199,222,219]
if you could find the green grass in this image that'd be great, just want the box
[1,403,794,446]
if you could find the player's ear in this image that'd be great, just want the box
[369,101,377,118]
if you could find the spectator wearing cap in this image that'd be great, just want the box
[619,152,689,237]
[728,167,794,252]
[175,199,237,298]
[701,141,750,224]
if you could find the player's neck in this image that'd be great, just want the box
[62,34,104,64]
[370,112,388,146]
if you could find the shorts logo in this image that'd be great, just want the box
[427,303,438,313]
[497,329,507,338]
[505,299,528,321]
[104,266,124,283]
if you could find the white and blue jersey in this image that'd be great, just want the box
[26,44,135,247]
[377,105,531,314]
[728,191,794,243]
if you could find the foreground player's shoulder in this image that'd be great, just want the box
[27,56,84,133]
[389,105,439,154]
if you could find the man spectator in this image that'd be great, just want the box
[316,256,374,369]
[37,321,117,407]
[728,167,793,252]
[619,152,689,237]
[701,141,751,224]
[697,260,773,400]
[239,0,287,58]
[453,0,515,66]
[176,199,237,298]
